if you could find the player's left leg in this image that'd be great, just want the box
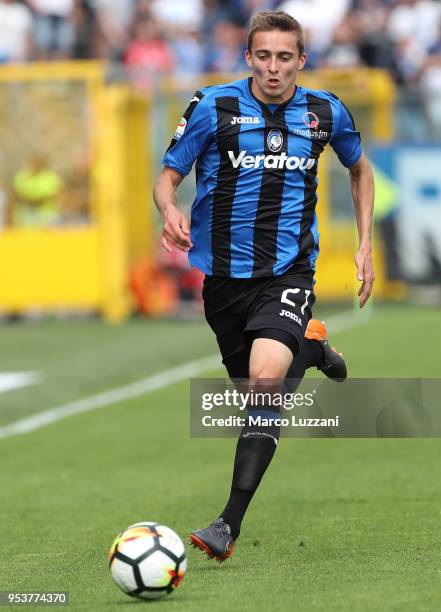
[286,320,347,389]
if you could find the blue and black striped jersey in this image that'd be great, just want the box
[162,77,362,278]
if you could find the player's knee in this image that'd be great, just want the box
[249,365,285,389]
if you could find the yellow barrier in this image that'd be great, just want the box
[0,62,152,322]
[0,227,100,308]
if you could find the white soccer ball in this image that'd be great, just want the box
[108,522,187,600]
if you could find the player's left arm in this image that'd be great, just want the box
[330,97,375,309]
[348,153,375,308]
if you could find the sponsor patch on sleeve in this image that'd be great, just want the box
[174,117,187,140]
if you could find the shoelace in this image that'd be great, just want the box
[210,520,229,537]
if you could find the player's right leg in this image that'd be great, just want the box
[189,347,250,561]
[189,276,256,560]
[190,337,293,561]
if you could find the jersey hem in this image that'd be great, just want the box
[191,262,317,279]
[162,162,190,177]
[345,150,363,168]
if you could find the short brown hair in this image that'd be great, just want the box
[247,11,305,55]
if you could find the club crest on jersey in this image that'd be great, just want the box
[267,129,283,153]
[303,112,319,129]
[174,117,187,140]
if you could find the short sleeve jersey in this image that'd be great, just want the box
[163,77,362,278]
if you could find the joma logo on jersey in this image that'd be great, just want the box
[230,116,261,125]
[228,150,316,170]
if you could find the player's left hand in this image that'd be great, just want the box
[355,245,375,308]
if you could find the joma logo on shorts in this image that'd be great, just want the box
[230,116,261,125]
[279,309,302,325]
[228,150,316,170]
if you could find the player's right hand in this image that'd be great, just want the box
[161,206,192,253]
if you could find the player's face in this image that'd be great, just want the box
[245,30,307,104]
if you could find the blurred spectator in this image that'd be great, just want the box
[227,0,278,26]
[124,15,175,89]
[421,23,441,135]
[0,0,33,63]
[299,27,326,69]
[278,0,352,52]
[350,0,393,7]
[428,19,441,56]
[394,36,426,84]
[421,56,441,136]
[28,0,75,59]
[150,0,203,31]
[170,27,204,75]
[71,0,100,59]
[204,20,248,73]
[324,12,362,69]
[354,0,397,72]
[89,0,136,58]
[395,37,426,85]
[387,0,441,52]
[201,0,231,42]
[13,154,63,227]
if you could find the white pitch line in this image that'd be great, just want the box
[0,371,43,395]
[0,355,221,441]
[0,308,370,441]
[322,307,372,335]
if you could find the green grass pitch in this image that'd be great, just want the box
[0,303,440,611]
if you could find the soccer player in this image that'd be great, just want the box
[153,10,375,561]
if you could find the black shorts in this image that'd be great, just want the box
[203,267,315,379]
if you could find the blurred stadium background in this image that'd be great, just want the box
[1,1,441,610]
[0,0,440,318]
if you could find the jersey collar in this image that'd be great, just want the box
[247,77,301,117]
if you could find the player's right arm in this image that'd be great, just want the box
[153,167,191,253]
[153,90,213,253]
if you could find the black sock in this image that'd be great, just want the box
[220,415,280,540]
[219,488,253,539]
[287,339,323,382]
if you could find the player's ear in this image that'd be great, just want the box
[298,52,308,71]
[245,49,253,69]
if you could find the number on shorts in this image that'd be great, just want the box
[281,288,311,315]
